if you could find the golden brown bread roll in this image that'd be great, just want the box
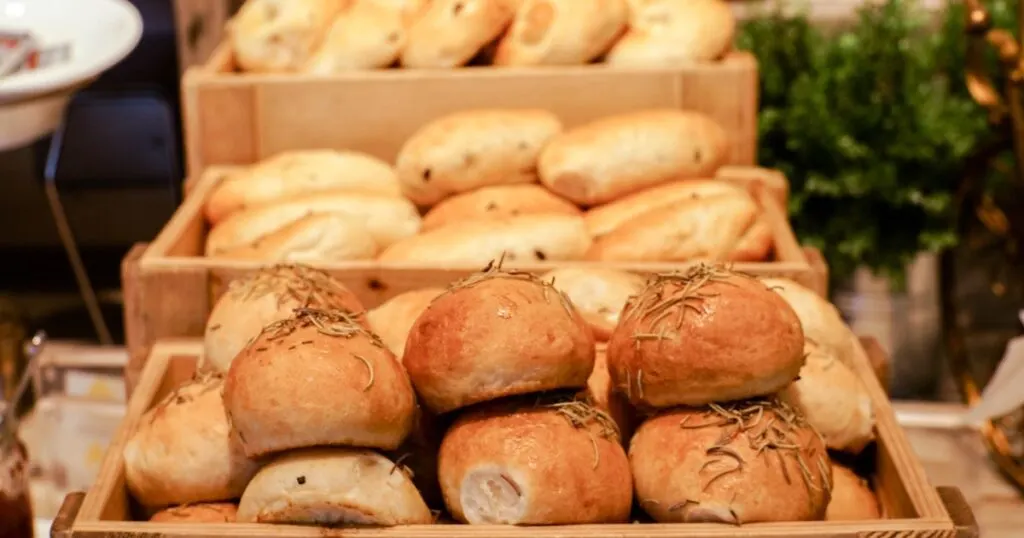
[395,109,562,206]
[760,278,861,368]
[586,349,636,442]
[123,374,262,508]
[203,265,365,373]
[302,0,406,72]
[149,503,238,523]
[402,0,516,67]
[229,0,343,72]
[826,464,881,521]
[538,110,730,206]
[421,184,580,232]
[494,0,628,66]
[378,214,592,264]
[366,287,445,358]
[212,213,379,262]
[223,308,417,457]
[541,267,645,341]
[583,179,744,239]
[237,447,432,525]
[438,396,632,524]
[716,165,789,209]
[606,0,735,66]
[404,267,596,413]
[204,150,400,225]
[607,265,805,408]
[631,398,832,524]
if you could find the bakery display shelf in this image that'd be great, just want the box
[181,45,758,177]
[53,337,976,538]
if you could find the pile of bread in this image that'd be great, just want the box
[229,0,736,73]
[203,108,784,265]
[124,261,882,526]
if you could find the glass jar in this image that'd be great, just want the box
[0,413,32,538]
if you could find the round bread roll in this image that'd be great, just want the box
[237,447,432,525]
[223,308,416,457]
[123,374,262,508]
[607,264,805,408]
[827,464,881,521]
[149,503,238,523]
[402,0,516,68]
[421,184,580,232]
[302,0,406,72]
[542,267,645,341]
[631,398,832,524]
[367,287,445,358]
[782,342,876,454]
[203,265,365,373]
[586,349,636,442]
[760,278,860,368]
[404,267,596,414]
[494,0,628,66]
[606,0,735,66]
[213,213,379,262]
[439,396,632,524]
[229,0,343,73]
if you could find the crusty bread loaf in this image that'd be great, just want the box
[378,214,592,264]
[716,165,789,209]
[237,447,432,525]
[223,308,416,456]
[586,191,773,262]
[302,0,406,72]
[607,265,805,408]
[538,110,730,206]
[205,192,421,256]
[438,396,632,524]
[826,464,881,521]
[149,503,238,523]
[421,184,580,232]
[205,150,400,225]
[230,0,343,72]
[203,265,365,373]
[402,0,516,67]
[404,268,595,413]
[630,398,832,524]
[760,278,861,368]
[213,213,379,262]
[494,0,628,66]
[123,374,262,508]
[583,179,744,239]
[606,0,735,66]
[541,267,645,341]
[366,287,444,358]
[395,109,563,206]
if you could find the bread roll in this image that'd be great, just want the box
[827,464,881,521]
[404,267,595,413]
[205,192,421,255]
[606,0,735,66]
[716,165,789,209]
[586,191,772,262]
[586,350,635,442]
[367,287,444,358]
[542,267,645,341]
[230,0,343,72]
[378,214,592,264]
[439,397,632,524]
[123,374,261,508]
[223,308,416,456]
[539,110,730,206]
[204,265,365,373]
[213,213,378,262]
[395,109,562,206]
[782,343,875,454]
[402,0,516,67]
[631,398,832,524]
[237,447,432,525]
[302,0,406,72]
[421,184,580,232]
[204,150,400,225]
[149,503,238,523]
[607,265,805,408]
[760,278,861,368]
[494,0,628,66]
[584,179,745,239]
[369,0,431,22]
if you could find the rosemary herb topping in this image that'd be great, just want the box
[542,396,621,469]
[227,264,363,312]
[259,307,382,347]
[440,255,576,316]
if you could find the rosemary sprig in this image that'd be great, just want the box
[543,397,621,469]
[439,255,577,316]
[227,264,364,313]
[258,307,384,348]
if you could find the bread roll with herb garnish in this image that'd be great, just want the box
[404,263,596,414]
[149,503,238,523]
[542,267,645,341]
[607,264,804,408]
[631,398,832,524]
[760,278,860,368]
[237,447,432,525]
[223,308,416,457]
[203,265,365,373]
[421,184,580,232]
[124,374,261,508]
[367,287,445,358]
[826,464,881,521]
[438,395,632,524]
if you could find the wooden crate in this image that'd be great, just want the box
[52,337,976,538]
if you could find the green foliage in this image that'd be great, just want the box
[738,0,1018,287]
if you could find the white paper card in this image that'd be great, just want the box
[964,310,1024,424]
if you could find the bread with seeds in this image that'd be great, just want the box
[229,0,343,72]
[401,0,516,68]
[421,184,580,232]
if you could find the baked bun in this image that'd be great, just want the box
[761,278,860,367]
[715,165,789,209]
[586,349,636,442]
[606,0,735,66]
[402,0,516,68]
[223,308,416,457]
[213,213,379,262]
[302,0,406,72]
[494,0,628,66]
[149,503,238,523]
[123,374,261,508]
[237,447,432,525]
[542,267,645,341]
[229,0,342,72]
[607,265,805,408]
[826,464,881,521]
[630,398,832,524]
[366,288,445,358]
[421,184,580,232]
[438,396,632,524]
[203,265,365,373]
[404,266,596,413]
[782,342,875,454]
